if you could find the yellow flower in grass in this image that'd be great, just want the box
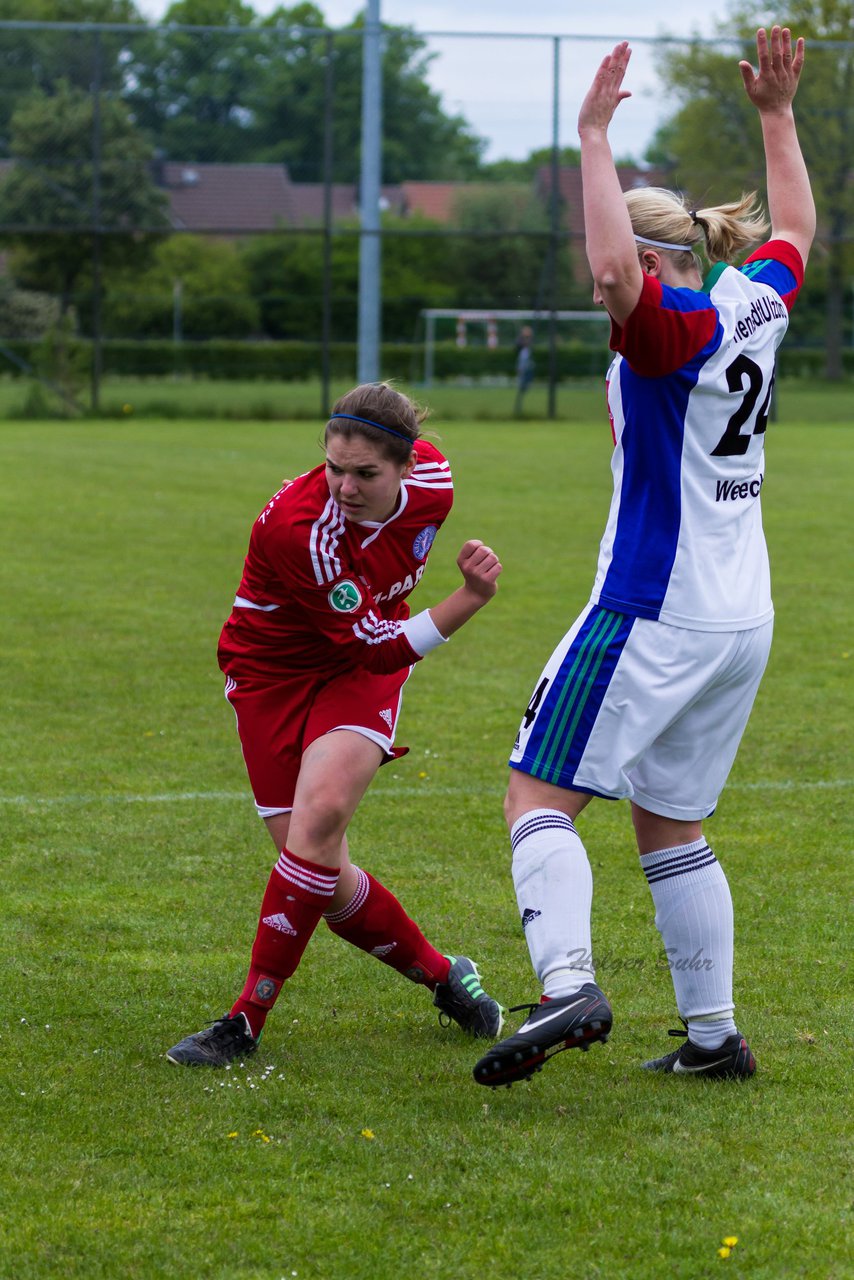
[227,1132,238,1139]
[361,1129,375,1140]
[718,1247,732,1259]
[723,1237,738,1248]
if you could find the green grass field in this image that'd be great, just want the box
[1,392,851,1279]
[0,370,851,423]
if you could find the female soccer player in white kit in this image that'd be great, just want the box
[167,382,504,1067]
[474,27,816,1087]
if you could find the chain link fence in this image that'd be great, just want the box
[0,19,850,412]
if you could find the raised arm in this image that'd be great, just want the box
[577,42,643,326]
[739,25,816,266]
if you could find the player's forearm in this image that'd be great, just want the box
[760,107,816,256]
[427,584,493,640]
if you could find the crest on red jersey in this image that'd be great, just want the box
[328,579,363,612]
[413,524,438,561]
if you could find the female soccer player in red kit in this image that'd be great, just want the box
[168,382,504,1066]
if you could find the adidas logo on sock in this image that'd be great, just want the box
[521,907,542,929]
[263,911,297,936]
[370,942,397,957]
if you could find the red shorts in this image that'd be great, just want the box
[224,665,412,816]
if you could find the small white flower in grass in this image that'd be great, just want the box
[20,1018,28,1025]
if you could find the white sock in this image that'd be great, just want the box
[510,808,594,998]
[640,839,737,1047]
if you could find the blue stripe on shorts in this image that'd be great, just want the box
[516,606,634,788]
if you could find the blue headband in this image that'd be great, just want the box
[328,413,414,443]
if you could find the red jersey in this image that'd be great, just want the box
[218,440,453,679]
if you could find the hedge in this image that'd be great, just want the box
[0,336,848,381]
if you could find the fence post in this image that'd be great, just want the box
[321,29,335,418]
[357,0,382,384]
[547,35,561,421]
[91,27,103,414]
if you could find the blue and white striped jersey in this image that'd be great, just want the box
[591,239,803,631]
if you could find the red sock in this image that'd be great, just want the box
[323,868,451,989]
[231,848,339,1037]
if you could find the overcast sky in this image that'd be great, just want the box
[134,1,736,162]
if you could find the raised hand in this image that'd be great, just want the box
[578,41,632,135]
[457,538,502,600]
[739,26,805,114]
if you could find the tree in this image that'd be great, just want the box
[445,186,575,311]
[481,147,582,184]
[0,82,169,317]
[240,213,456,342]
[105,235,260,338]
[647,1,854,378]
[122,0,263,163]
[123,2,486,181]
[0,0,145,146]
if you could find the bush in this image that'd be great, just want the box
[0,286,61,338]
[0,336,848,383]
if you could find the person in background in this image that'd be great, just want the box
[513,325,536,417]
[168,382,504,1067]
[474,26,815,1088]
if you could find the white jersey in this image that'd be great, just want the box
[591,239,803,631]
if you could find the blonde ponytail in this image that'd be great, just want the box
[625,187,769,267]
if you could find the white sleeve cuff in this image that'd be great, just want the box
[401,608,448,657]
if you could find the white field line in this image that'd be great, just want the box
[0,779,852,807]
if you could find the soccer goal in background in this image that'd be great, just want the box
[419,308,610,387]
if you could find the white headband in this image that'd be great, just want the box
[634,234,695,253]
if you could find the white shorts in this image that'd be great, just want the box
[509,603,773,821]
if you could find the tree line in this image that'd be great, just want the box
[0,0,849,374]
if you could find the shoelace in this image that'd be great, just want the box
[508,1002,541,1018]
[435,983,494,1029]
[200,1016,245,1043]
[435,990,475,1029]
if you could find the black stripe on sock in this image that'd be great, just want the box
[643,845,717,885]
[511,813,577,854]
